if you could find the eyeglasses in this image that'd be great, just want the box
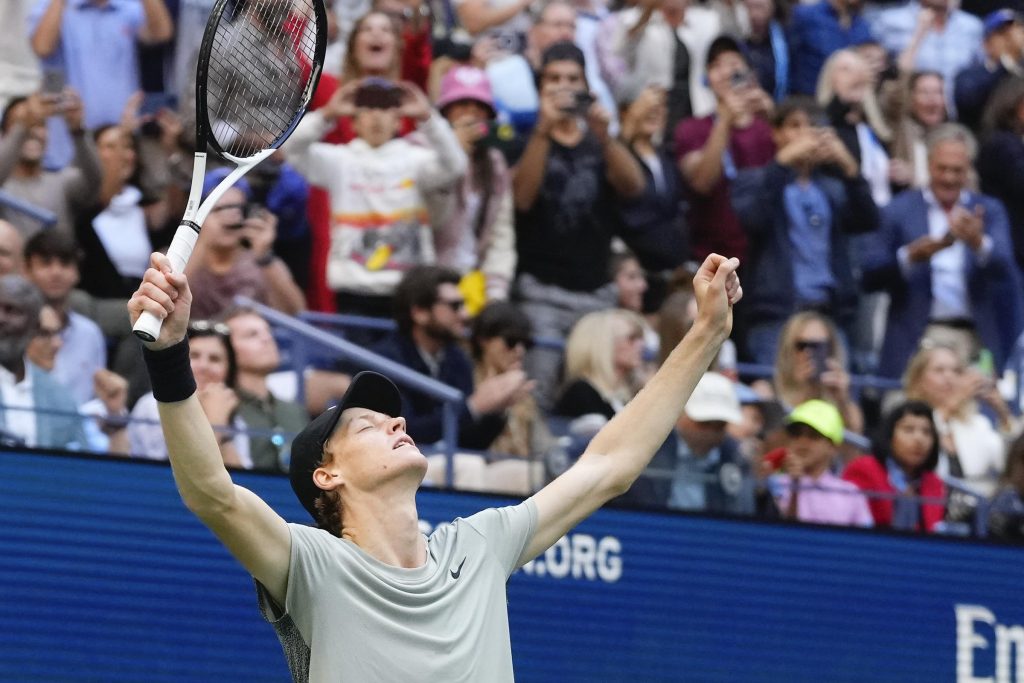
[502,335,534,351]
[794,339,828,352]
[435,298,465,312]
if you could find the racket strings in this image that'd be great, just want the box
[205,0,320,159]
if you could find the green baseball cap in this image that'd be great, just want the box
[785,399,844,445]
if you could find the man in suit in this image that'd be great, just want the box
[376,265,531,450]
[862,123,1024,378]
[0,273,86,449]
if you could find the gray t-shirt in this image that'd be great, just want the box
[257,500,538,682]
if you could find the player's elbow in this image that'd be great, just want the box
[578,449,635,499]
[180,479,238,521]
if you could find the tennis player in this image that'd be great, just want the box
[127,250,742,681]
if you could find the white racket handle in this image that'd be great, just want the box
[131,224,200,342]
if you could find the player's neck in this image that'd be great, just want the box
[341,491,425,569]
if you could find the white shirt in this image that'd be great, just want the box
[0,363,36,447]
[91,185,152,278]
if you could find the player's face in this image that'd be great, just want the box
[326,407,427,490]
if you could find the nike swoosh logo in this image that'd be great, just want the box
[450,557,466,580]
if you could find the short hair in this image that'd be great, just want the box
[392,265,461,335]
[469,301,533,361]
[872,400,940,475]
[539,41,586,73]
[770,96,826,129]
[0,97,28,134]
[23,230,80,265]
[925,122,977,160]
[0,274,44,334]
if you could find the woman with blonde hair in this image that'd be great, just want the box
[553,309,647,419]
[816,48,892,207]
[772,311,863,433]
[902,343,1012,498]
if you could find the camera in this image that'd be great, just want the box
[729,70,752,90]
[562,90,595,117]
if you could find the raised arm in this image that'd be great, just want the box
[138,0,174,45]
[456,0,532,35]
[31,0,65,58]
[127,253,291,605]
[520,254,742,563]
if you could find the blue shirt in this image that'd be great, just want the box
[29,0,143,129]
[668,439,721,511]
[784,180,835,304]
[869,3,981,111]
[788,1,873,95]
[52,310,107,406]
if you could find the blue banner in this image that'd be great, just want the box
[1,449,1023,682]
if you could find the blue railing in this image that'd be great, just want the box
[0,190,58,227]
[237,297,465,486]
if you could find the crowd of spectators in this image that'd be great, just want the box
[4,0,1024,540]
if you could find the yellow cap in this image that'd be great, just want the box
[786,399,844,445]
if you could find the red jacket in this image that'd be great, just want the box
[841,455,946,532]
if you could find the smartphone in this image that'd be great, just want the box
[562,90,595,117]
[809,343,830,380]
[41,69,65,95]
[354,78,403,110]
[729,69,752,90]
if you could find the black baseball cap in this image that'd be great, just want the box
[289,371,403,522]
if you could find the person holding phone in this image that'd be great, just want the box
[511,41,645,408]
[730,97,879,368]
[768,311,864,435]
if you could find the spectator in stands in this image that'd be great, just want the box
[512,42,644,408]
[869,0,982,104]
[186,169,305,320]
[222,307,308,472]
[484,1,581,136]
[28,0,173,132]
[0,220,24,275]
[731,97,878,365]
[74,124,153,300]
[24,303,63,375]
[770,311,864,433]
[675,35,775,265]
[454,0,535,52]
[0,91,99,237]
[377,265,531,450]
[976,77,1024,273]
[987,431,1024,540]
[843,400,946,532]
[370,0,433,92]
[890,71,947,190]
[284,77,466,320]
[23,230,105,406]
[553,308,646,420]
[0,0,40,112]
[903,343,1009,499]
[600,0,721,136]
[767,400,873,527]
[954,10,1024,132]
[620,371,755,514]
[788,0,872,96]
[614,86,690,276]
[130,320,249,467]
[304,9,419,312]
[816,49,892,207]
[742,0,789,102]
[610,251,661,366]
[862,124,1024,379]
[431,66,516,305]
[469,301,555,460]
[0,274,86,448]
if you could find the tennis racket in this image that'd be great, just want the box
[133,0,327,342]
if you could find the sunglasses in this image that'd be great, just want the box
[435,298,465,312]
[502,335,534,350]
[794,339,828,352]
[189,320,232,337]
